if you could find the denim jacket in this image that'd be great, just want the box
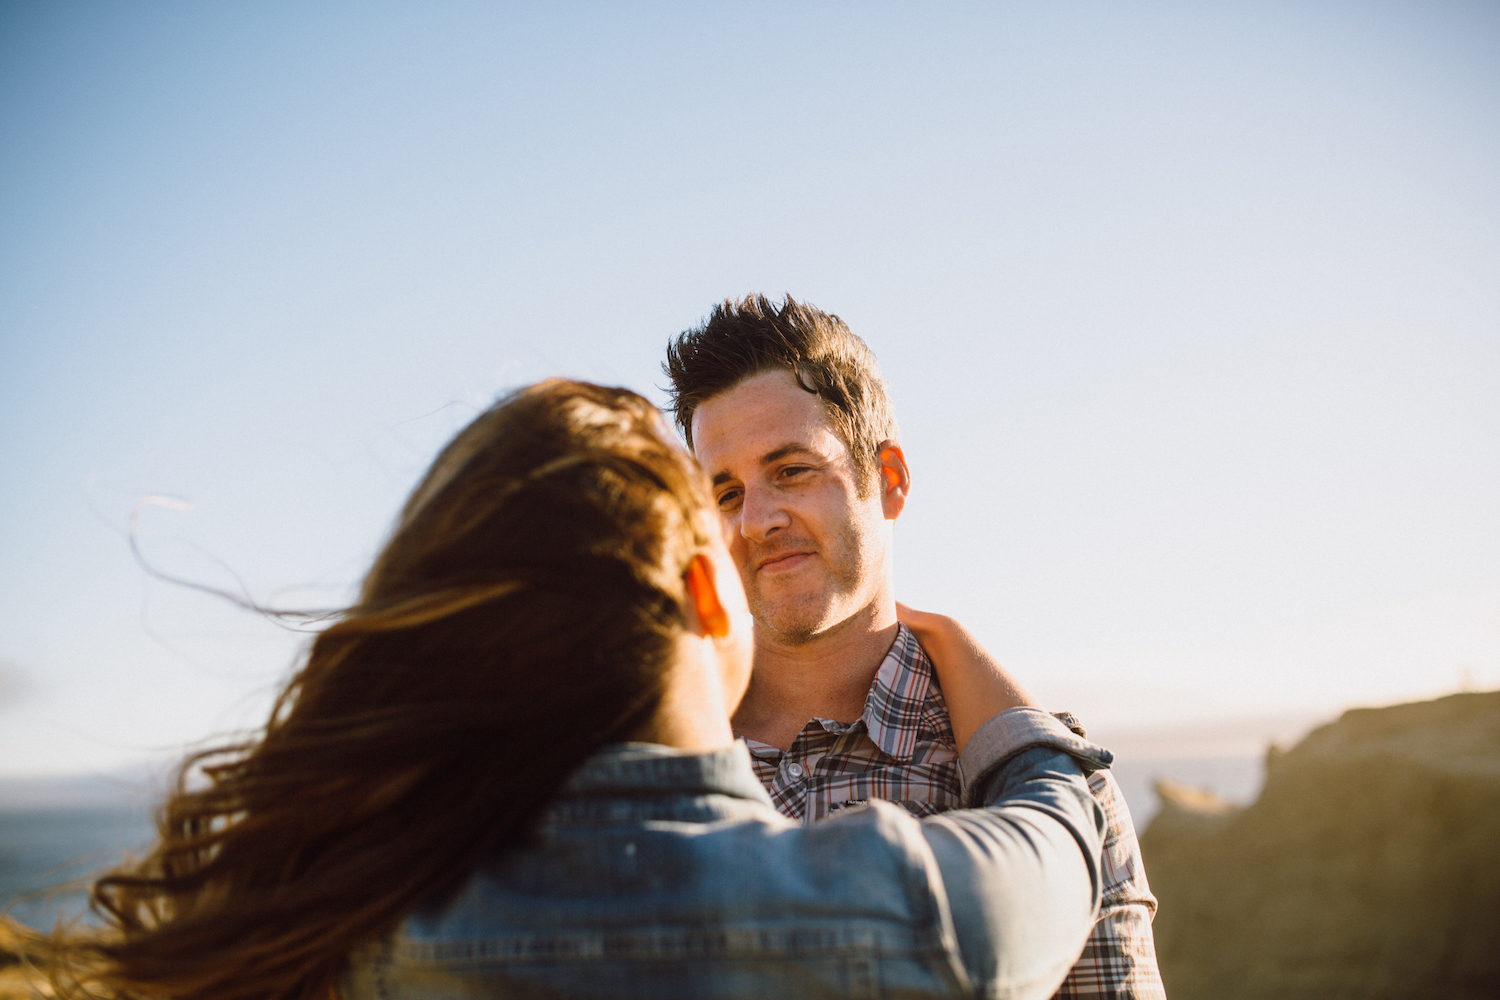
[344,708,1112,1000]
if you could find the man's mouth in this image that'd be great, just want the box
[756,551,813,574]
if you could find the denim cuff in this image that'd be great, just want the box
[958,707,1114,804]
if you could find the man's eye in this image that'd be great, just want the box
[717,489,742,508]
[779,466,809,480]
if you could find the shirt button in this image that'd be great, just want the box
[787,762,804,779]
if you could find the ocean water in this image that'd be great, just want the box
[0,806,155,930]
[1109,753,1265,829]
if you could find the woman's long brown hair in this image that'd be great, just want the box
[30,379,713,1000]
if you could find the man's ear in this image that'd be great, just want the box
[683,553,730,638]
[876,440,910,519]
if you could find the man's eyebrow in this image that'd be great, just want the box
[759,443,815,466]
[708,443,816,488]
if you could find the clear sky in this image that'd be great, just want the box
[2,1,1497,778]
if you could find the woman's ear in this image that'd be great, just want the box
[876,441,911,519]
[684,553,730,638]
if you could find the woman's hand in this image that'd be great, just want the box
[896,603,1038,754]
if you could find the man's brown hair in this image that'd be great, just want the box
[663,294,897,490]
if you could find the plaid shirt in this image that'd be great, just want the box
[742,624,1167,1000]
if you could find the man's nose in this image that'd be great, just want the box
[739,483,790,541]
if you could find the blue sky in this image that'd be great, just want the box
[2,0,1497,777]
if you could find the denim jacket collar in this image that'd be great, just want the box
[560,741,777,809]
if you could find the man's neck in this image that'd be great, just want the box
[731,597,899,751]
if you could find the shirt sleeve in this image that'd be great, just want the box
[1050,769,1167,1000]
[919,707,1114,1000]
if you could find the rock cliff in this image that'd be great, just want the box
[1140,690,1500,999]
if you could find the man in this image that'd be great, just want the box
[664,294,1166,999]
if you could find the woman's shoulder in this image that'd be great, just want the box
[345,800,963,999]
[393,799,941,941]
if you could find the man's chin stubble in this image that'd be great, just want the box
[747,594,823,646]
[750,593,865,647]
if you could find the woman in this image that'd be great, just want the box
[36,379,1110,1000]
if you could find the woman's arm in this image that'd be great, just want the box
[896,603,1038,753]
[922,709,1111,999]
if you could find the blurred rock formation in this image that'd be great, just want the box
[1140,690,1500,999]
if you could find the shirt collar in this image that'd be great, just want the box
[561,741,776,808]
[736,623,944,762]
[859,622,941,762]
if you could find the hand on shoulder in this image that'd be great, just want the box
[895,602,1038,753]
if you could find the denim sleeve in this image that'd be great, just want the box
[920,708,1111,1000]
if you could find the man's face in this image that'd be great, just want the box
[690,369,891,644]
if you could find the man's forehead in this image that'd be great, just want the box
[693,388,844,478]
[691,370,832,446]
